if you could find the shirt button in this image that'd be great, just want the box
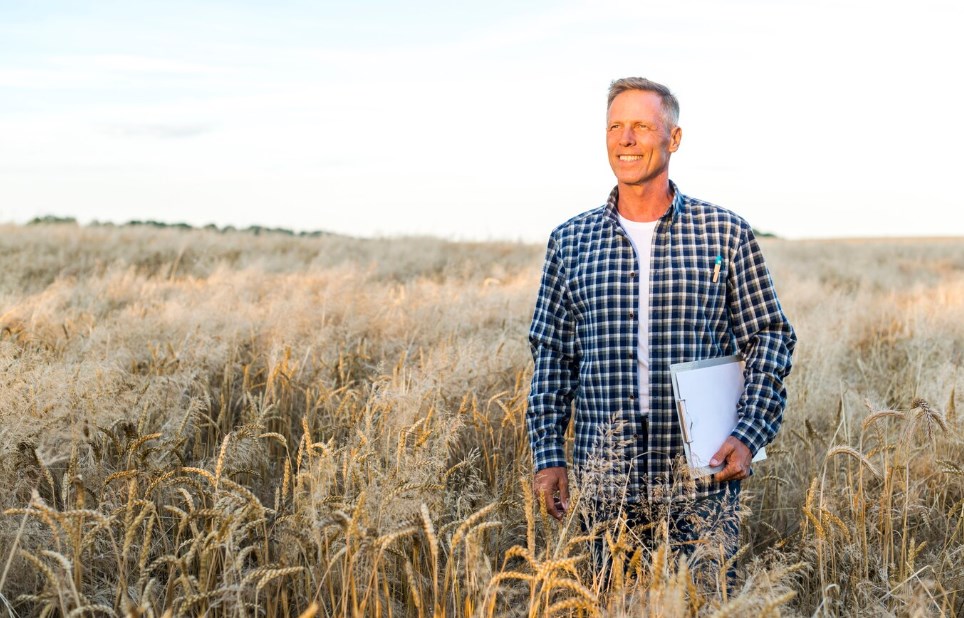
[629,394,636,400]
[630,271,637,278]
[628,311,635,318]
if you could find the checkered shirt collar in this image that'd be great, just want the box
[602,180,684,229]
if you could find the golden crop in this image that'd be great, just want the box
[0,224,960,616]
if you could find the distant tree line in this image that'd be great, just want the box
[24,215,781,240]
[25,215,334,238]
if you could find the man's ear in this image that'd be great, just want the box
[669,126,682,153]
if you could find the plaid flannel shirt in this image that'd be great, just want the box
[527,182,796,502]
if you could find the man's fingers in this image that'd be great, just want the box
[712,437,753,481]
[544,493,565,520]
[544,490,565,520]
[709,441,734,467]
[714,460,742,482]
[558,472,570,512]
[533,485,561,520]
[533,467,568,521]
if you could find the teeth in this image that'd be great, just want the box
[619,155,643,161]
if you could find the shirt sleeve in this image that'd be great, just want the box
[526,234,579,471]
[726,226,796,455]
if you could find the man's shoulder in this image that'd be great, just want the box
[679,193,753,236]
[548,205,609,242]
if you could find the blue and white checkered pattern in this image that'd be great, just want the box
[526,182,796,502]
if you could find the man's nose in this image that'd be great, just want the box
[619,127,635,146]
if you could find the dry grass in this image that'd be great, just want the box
[0,224,960,616]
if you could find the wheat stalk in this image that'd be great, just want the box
[144,469,180,497]
[819,508,852,542]
[450,502,499,549]
[103,469,139,487]
[18,551,59,595]
[911,398,949,440]
[256,566,305,591]
[861,409,905,432]
[546,597,600,616]
[125,432,162,465]
[535,555,583,580]
[214,432,232,490]
[376,526,419,550]
[825,445,881,479]
[543,576,596,602]
[759,590,797,616]
[66,604,117,617]
[297,601,319,618]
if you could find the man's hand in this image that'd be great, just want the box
[711,436,752,482]
[533,466,569,521]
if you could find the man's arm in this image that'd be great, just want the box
[725,226,796,458]
[526,235,579,518]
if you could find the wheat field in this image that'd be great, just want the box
[0,223,960,617]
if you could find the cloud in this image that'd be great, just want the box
[0,67,88,89]
[100,123,215,139]
[56,54,226,76]
[0,54,228,90]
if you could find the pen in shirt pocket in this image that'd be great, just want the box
[712,255,722,283]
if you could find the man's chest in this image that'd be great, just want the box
[564,231,730,331]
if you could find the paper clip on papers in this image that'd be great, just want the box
[670,355,766,478]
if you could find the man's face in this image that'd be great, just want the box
[606,90,682,188]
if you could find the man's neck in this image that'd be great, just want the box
[616,180,674,223]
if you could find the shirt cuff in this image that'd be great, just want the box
[532,443,568,472]
[730,419,766,456]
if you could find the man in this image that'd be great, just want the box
[526,77,795,573]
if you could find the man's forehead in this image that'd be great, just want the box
[607,90,665,120]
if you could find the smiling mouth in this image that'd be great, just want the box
[618,155,643,161]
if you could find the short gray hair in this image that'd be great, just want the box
[607,77,679,128]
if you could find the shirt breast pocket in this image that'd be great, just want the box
[680,255,727,328]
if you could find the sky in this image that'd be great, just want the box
[2,0,962,242]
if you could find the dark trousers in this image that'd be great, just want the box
[581,482,741,596]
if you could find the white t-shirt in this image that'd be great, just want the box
[617,214,659,416]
